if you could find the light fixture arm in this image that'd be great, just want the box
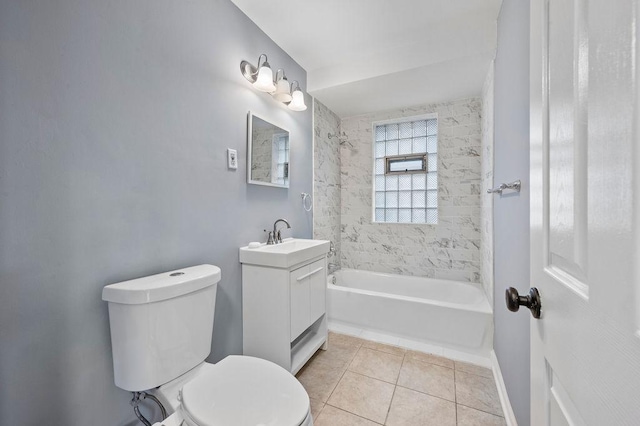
[240,54,270,84]
[256,54,268,71]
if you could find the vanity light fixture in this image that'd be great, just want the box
[240,54,276,93]
[240,54,307,111]
[272,69,293,103]
[287,81,307,111]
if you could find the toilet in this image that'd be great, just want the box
[102,264,312,426]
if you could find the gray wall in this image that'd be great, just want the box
[493,0,530,424]
[0,1,312,425]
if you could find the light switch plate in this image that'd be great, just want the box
[227,148,238,169]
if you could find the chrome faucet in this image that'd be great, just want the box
[273,218,291,244]
[264,229,276,245]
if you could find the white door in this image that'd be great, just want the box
[530,0,640,424]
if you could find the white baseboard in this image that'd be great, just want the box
[490,350,518,426]
[328,320,492,367]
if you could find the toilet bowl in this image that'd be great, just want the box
[102,265,312,426]
[153,357,311,426]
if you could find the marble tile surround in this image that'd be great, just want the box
[313,99,342,267]
[481,64,495,306]
[251,126,275,182]
[339,98,483,282]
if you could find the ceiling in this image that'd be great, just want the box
[231,0,503,117]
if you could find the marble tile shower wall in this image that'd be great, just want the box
[313,99,342,266]
[251,127,275,182]
[481,64,495,306]
[340,98,483,282]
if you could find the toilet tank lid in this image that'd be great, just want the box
[102,264,221,305]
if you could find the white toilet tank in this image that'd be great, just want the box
[102,264,221,392]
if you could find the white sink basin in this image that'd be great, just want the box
[240,238,330,268]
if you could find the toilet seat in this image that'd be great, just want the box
[178,356,310,426]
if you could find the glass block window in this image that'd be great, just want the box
[272,133,289,186]
[373,116,438,224]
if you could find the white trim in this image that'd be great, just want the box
[311,97,316,235]
[490,350,518,426]
[246,111,290,189]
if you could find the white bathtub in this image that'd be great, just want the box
[327,269,493,359]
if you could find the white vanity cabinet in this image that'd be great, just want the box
[290,258,326,340]
[241,248,329,375]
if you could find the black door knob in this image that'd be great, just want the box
[505,287,541,319]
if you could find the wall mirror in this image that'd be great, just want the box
[247,112,290,188]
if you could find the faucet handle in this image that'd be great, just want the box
[276,230,282,243]
[264,230,275,245]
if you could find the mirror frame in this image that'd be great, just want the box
[247,111,291,188]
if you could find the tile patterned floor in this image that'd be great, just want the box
[296,332,506,426]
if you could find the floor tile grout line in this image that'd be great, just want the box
[455,401,506,419]
[323,342,362,403]
[323,403,385,425]
[395,352,406,385]
[331,366,398,419]
[454,368,458,403]
[453,368,503,415]
[453,367,494,380]
[341,368,396,383]
[405,353,455,370]
[383,382,398,425]
[454,368,458,424]
[396,352,457,403]
[395,384,456,405]
[298,341,359,404]
[343,368,401,386]
[323,344,389,425]
[347,348,404,385]
[359,344,407,358]
[383,352,406,425]
[356,346,406,362]
[385,382,503,419]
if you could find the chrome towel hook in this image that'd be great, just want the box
[487,180,521,195]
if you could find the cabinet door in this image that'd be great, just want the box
[290,264,310,341]
[307,259,326,324]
